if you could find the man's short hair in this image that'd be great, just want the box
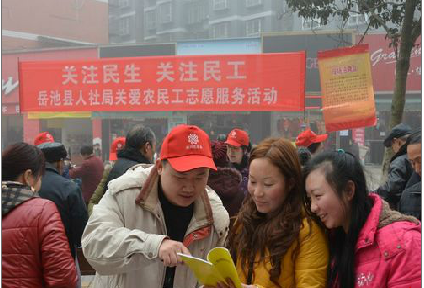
[125,124,156,150]
[80,145,93,156]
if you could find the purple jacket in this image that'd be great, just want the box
[353,194,421,288]
[207,167,244,218]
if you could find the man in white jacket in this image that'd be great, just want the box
[82,124,230,288]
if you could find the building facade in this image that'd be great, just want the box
[2,0,108,161]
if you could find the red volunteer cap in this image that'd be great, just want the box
[225,129,249,147]
[109,137,125,161]
[295,129,328,147]
[34,132,55,146]
[160,125,216,172]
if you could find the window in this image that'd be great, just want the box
[159,2,172,23]
[246,0,262,8]
[119,0,130,8]
[119,17,130,35]
[145,10,156,30]
[301,16,321,30]
[246,18,262,36]
[212,22,229,38]
[188,2,206,24]
[348,4,368,26]
[213,0,227,11]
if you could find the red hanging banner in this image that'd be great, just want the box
[19,53,306,112]
[318,44,376,132]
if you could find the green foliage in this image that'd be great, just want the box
[285,0,421,46]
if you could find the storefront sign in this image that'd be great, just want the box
[358,34,421,92]
[2,48,99,114]
[352,128,365,146]
[19,53,306,112]
[318,44,376,132]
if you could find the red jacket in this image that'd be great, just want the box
[353,194,421,288]
[70,155,104,202]
[2,194,77,288]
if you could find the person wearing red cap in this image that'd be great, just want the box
[295,128,328,156]
[225,128,252,196]
[33,132,55,146]
[81,124,229,288]
[109,137,126,162]
[87,136,125,216]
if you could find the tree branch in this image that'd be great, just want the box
[357,21,372,45]
[361,1,400,40]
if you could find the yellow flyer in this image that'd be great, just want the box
[178,247,242,288]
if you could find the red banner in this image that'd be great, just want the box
[318,44,376,132]
[19,53,305,112]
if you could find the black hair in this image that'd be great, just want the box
[307,142,321,154]
[303,151,373,288]
[231,143,252,171]
[125,124,156,151]
[80,145,93,156]
[297,147,312,166]
[2,142,45,181]
[407,129,421,145]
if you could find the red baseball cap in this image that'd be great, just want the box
[225,129,249,147]
[160,125,216,172]
[34,132,55,146]
[295,129,328,147]
[109,137,125,161]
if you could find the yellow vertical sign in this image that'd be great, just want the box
[318,44,376,132]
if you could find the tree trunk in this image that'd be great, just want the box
[380,0,417,184]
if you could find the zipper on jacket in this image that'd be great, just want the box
[155,207,169,288]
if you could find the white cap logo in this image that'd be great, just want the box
[230,131,237,138]
[188,134,199,145]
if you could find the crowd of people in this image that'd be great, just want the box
[1,122,421,288]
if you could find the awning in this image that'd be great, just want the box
[27,111,92,119]
[375,98,422,112]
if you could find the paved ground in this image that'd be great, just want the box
[81,276,94,288]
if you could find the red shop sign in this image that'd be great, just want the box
[358,34,421,92]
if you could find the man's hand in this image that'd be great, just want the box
[158,239,190,267]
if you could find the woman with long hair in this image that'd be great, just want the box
[2,142,77,288]
[304,150,421,288]
[225,137,328,288]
